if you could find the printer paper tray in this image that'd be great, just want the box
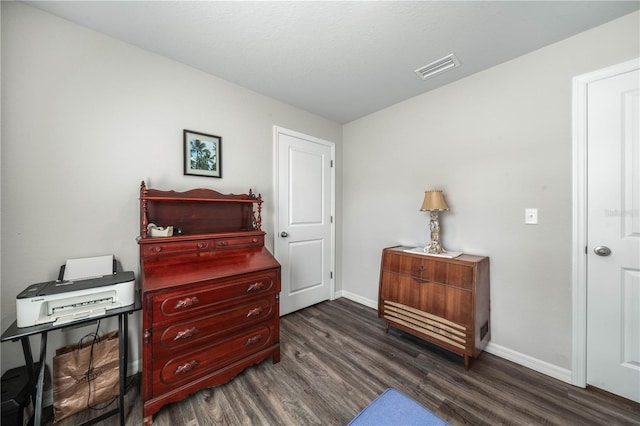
[45,307,108,326]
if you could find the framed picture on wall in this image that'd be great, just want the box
[183,129,222,178]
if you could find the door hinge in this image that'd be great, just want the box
[331,216,333,223]
[330,271,333,279]
[330,160,333,167]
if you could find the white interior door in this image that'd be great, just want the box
[586,65,640,402]
[274,127,334,316]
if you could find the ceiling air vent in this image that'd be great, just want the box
[414,53,460,80]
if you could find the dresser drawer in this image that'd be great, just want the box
[141,239,212,257]
[153,273,277,322]
[157,297,274,351]
[140,234,263,258]
[382,251,473,289]
[152,325,275,394]
[214,235,263,250]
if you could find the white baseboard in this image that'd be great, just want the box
[483,342,573,384]
[334,293,574,386]
[337,290,378,310]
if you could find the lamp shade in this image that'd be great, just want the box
[420,190,449,211]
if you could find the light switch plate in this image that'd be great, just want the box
[525,208,538,225]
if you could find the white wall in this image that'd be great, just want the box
[0,2,342,373]
[342,11,639,373]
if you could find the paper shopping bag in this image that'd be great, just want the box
[52,331,119,422]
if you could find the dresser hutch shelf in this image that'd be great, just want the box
[378,246,490,369]
[138,182,281,425]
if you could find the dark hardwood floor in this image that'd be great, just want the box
[55,298,640,425]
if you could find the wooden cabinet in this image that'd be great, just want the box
[138,182,280,425]
[378,246,489,369]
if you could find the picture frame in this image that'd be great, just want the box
[183,129,222,178]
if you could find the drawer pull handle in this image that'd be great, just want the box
[175,360,198,375]
[246,307,264,318]
[247,282,264,292]
[418,265,426,272]
[218,240,229,246]
[175,296,200,309]
[151,246,162,253]
[414,278,430,284]
[246,335,263,346]
[252,238,258,243]
[197,242,207,249]
[173,326,199,341]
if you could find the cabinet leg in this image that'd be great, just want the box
[464,355,470,370]
[143,415,153,426]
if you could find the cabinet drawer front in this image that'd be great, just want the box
[142,240,211,257]
[410,259,473,289]
[214,235,263,250]
[158,298,274,350]
[154,325,275,391]
[140,234,263,258]
[156,274,276,320]
[380,274,472,326]
[383,252,473,289]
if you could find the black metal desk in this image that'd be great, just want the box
[1,293,141,426]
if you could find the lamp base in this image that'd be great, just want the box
[424,241,445,254]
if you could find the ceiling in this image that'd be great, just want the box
[24,1,640,124]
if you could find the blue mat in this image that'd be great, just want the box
[348,388,449,426]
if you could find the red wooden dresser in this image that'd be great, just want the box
[137,182,281,425]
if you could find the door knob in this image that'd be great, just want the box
[594,246,611,256]
[280,232,289,238]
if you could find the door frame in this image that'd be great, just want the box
[571,57,640,388]
[273,125,336,303]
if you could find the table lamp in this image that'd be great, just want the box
[420,190,449,254]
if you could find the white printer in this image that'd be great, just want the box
[16,255,135,328]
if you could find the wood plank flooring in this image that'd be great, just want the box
[53,298,640,425]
